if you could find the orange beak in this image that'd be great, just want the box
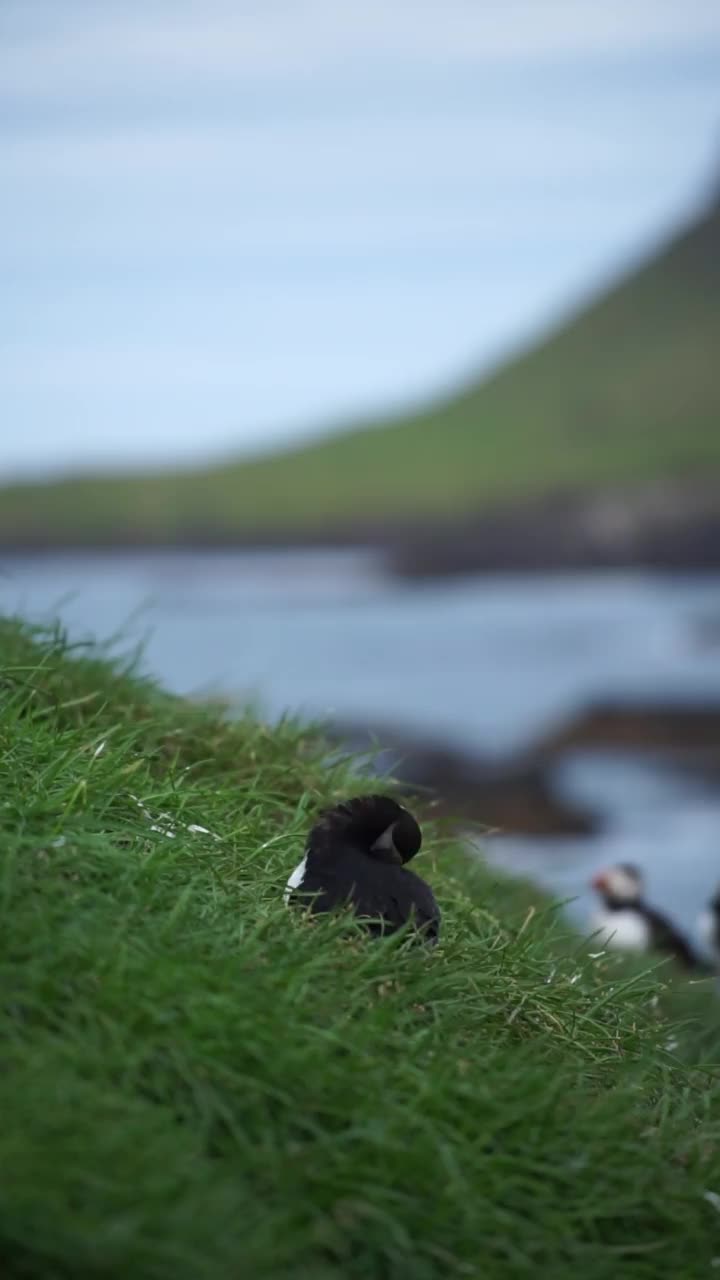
[591,872,607,891]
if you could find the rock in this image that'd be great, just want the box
[386,480,720,579]
[326,721,598,837]
[692,613,720,652]
[325,696,720,840]
[527,700,720,757]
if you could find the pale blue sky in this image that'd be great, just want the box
[2,1,720,478]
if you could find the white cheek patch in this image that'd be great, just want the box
[370,823,397,854]
[605,869,642,902]
[590,909,650,952]
[284,855,308,905]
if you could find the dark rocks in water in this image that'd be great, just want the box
[387,481,720,579]
[528,701,720,757]
[693,613,720,652]
[526,699,720,796]
[327,697,720,841]
[327,722,597,837]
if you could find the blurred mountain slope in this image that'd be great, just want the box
[2,199,719,546]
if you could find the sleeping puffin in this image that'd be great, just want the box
[590,863,702,969]
[284,794,440,943]
[697,888,720,967]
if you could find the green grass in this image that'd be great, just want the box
[2,616,720,1279]
[2,202,719,546]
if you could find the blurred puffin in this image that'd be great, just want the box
[590,863,701,969]
[285,794,440,943]
[697,888,720,967]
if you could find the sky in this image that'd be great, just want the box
[2,1,720,480]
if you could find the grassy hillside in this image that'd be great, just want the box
[2,202,720,545]
[2,616,720,1278]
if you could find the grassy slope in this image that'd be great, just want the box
[2,619,720,1279]
[2,204,720,544]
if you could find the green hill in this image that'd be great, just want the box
[2,200,719,545]
[2,615,720,1278]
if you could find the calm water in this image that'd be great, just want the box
[2,550,719,938]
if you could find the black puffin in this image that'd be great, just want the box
[590,863,702,969]
[284,794,440,943]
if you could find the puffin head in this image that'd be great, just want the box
[323,794,422,865]
[591,862,643,907]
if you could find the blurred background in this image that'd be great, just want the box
[2,0,720,938]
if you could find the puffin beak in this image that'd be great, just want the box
[591,873,607,891]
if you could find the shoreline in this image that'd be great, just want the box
[2,479,718,578]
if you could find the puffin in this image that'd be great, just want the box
[284,794,440,943]
[589,863,702,969]
[697,888,720,967]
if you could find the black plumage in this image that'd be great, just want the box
[637,902,703,970]
[285,794,440,943]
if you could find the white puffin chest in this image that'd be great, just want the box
[590,908,650,952]
[283,854,308,904]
